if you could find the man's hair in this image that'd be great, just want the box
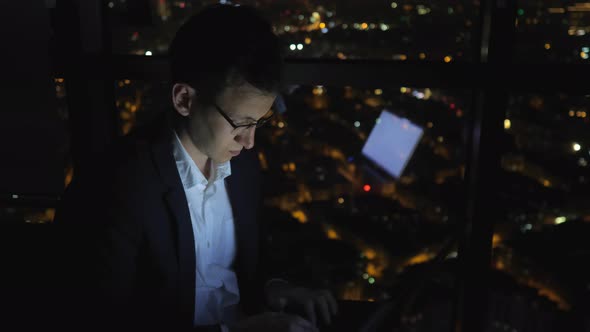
[168,4,283,106]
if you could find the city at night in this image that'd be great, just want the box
[2,1,590,332]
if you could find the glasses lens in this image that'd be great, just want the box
[256,110,275,128]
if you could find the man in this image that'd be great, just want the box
[55,4,337,332]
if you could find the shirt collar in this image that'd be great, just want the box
[172,129,232,190]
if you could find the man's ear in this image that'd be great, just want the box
[171,83,197,117]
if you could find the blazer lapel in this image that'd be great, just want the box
[150,124,196,328]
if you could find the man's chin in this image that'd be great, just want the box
[214,155,232,163]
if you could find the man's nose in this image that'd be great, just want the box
[238,126,256,149]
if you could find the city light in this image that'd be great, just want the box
[573,143,582,152]
[362,273,369,279]
[289,44,296,51]
[412,91,425,99]
[368,277,375,284]
[555,216,567,225]
[326,229,340,240]
[391,2,398,9]
[374,89,383,95]
[544,43,551,50]
[427,122,434,128]
[504,119,511,130]
[304,37,311,44]
[312,86,325,96]
[145,50,153,56]
[417,5,431,15]
[363,184,371,192]
[354,121,361,128]
[291,210,308,224]
[297,44,303,50]
[321,28,329,34]
[419,53,426,60]
[319,22,326,29]
[338,197,344,204]
[361,23,368,30]
[277,121,285,128]
[581,51,589,59]
[444,56,453,63]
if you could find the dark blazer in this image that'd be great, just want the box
[54,115,266,332]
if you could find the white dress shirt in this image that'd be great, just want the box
[172,130,240,329]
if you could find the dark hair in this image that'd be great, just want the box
[168,4,283,105]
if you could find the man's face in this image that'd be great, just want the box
[183,83,276,163]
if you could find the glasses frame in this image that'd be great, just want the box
[213,103,275,132]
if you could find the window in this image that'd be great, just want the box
[491,92,590,330]
[114,80,170,135]
[105,0,480,61]
[257,85,469,317]
[515,1,590,63]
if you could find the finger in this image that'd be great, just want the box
[303,299,317,326]
[315,295,331,325]
[325,290,339,315]
[287,314,319,332]
[291,322,319,332]
[268,295,287,312]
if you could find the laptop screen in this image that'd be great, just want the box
[361,110,423,178]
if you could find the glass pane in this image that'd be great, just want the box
[0,207,56,224]
[515,1,590,63]
[105,0,480,62]
[494,93,590,330]
[114,80,170,135]
[115,80,471,329]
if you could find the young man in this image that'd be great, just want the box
[56,4,336,332]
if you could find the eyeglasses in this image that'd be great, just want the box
[213,103,275,133]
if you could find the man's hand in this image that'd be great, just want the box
[228,312,318,332]
[265,280,339,327]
